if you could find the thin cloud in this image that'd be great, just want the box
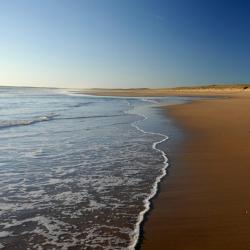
[154,15,165,22]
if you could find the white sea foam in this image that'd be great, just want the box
[0,113,56,129]
[126,99,169,250]
[0,231,11,238]
[141,98,160,104]
[0,89,179,249]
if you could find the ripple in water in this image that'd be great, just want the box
[0,87,185,249]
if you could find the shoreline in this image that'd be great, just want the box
[126,102,170,250]
[76,88,250,249]
[77,86,250,97]
[141,92,250,249]
[72,88,250,248]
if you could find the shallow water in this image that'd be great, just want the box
[0,87,192,249]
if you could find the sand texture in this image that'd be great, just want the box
[141,94,250,249]
[79,85,250,97]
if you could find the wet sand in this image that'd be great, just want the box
[141,93,250,249]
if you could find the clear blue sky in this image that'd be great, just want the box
[0,0,249,88]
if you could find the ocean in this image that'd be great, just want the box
[0,87,191,249]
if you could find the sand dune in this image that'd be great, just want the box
[79,84,250,97]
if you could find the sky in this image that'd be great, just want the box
[0,0,250,88]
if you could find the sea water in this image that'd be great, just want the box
[0,87,191,249]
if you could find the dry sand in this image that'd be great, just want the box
[141,93,250,250]
[79,86,250,249]
[79,85,250,97]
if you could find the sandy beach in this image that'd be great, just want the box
[141,92,250,249]
[78,85,250,97]
[2,1,250,248]
[79,86,250,249]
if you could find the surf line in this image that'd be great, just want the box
[125,99,169,250]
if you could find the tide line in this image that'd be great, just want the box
[125,99,169,250]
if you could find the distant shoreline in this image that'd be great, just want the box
[77,84,250,97]
[1,83,250,96]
